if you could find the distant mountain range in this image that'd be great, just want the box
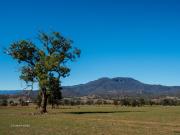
[1,77,180,98]
[62,77,180,98]
[0,90,22,95]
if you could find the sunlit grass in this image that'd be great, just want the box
[0,105,180,135]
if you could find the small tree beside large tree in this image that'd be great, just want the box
[7,31,80,113]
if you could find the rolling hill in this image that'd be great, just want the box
[1,77,180,98]
[62,77,180,98]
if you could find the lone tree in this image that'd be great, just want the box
[7,31,80,113]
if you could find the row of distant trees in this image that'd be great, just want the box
[1,97,180,107]
[113,98,180,106]
[0,98,29,106]
[38,97,180,107]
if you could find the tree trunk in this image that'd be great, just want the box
[41,87,48,114]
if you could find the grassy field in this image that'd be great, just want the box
[0,105,180,135]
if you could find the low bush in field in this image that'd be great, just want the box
[0,99,8,106]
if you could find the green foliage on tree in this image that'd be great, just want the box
[7,31,81,113]
[35,92,42,108]
[48,74,62,108]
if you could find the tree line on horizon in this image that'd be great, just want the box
[1,94,180,107]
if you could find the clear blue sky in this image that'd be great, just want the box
[1,0,180,90]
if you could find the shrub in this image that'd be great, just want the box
[139,98,145,106]
[86,100,94,105]
[96,100,103,105]
[0,99,8,106]
[19,98,29,106]
[120,98,130,106]
[9,100,18,106]
[113,100,119,106]
[161,99,178,106]
[131,99,140,107]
